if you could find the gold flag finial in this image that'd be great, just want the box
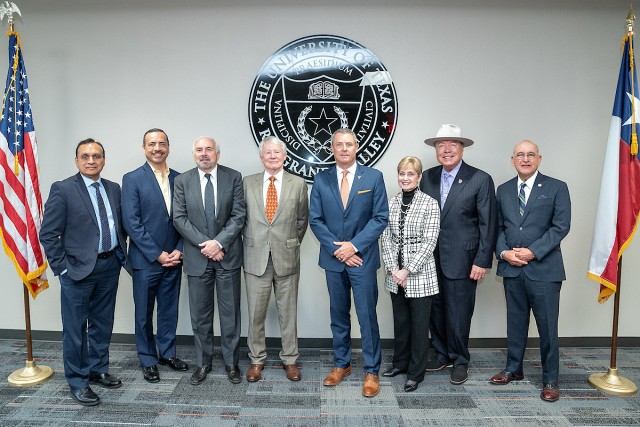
[627,5,636,35]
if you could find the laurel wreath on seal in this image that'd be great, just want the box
[297,106,349,156]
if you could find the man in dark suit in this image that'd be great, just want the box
[173,136,246,385]
[122,128,188,384]
[243,136,309,383]
[420,124,497,385]
[309,128,388,398]
[490,140,570,403]
[40,138,128,406]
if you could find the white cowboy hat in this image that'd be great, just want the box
[424,124,474,147]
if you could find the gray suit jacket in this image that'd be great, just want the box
[172,165,246,276]
[242,171,309,277]
[495,173,571,281]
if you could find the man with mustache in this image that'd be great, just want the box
[173,136,246,385]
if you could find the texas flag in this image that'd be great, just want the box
[588,34,640,303]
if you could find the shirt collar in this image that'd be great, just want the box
[517,171,538,189]
[198,166,218,181]
[148,162,170,177]
[80,174,102,188]
[442,161,462,179]
[263,169,284,183]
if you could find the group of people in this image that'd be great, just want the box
[37,123,570,407]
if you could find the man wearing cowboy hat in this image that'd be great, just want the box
[420,124,497,385]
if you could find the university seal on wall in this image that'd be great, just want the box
[249,34,398,182]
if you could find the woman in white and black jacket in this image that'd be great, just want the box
[380,156,440,392]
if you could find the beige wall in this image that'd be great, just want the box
[0,0,638,340]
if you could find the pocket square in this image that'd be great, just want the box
[357,189,372,194]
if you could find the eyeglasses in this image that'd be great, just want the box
[514,152,538,160]
[78,154,104,162]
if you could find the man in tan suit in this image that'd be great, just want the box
[242,136,309,382]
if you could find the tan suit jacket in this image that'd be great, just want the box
[242,171,309,276]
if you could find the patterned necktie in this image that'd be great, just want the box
[92,182,112,252]
[204,173,216,238]
[340,170,349,208]
[519,182,527,216]
[266,176,278,223]
[440,172,451,208]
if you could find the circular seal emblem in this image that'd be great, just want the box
[248,34,398,182]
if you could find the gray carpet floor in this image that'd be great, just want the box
[0,339,639,426]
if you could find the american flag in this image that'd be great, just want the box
[0,31,48,298]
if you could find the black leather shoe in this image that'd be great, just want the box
[88,373,122,389]
[225,365,242,384]
[143,365,160,383]
[159,357,189,372]
[382,367,406,377]
[450,364,468,385]
[404,380,419,392]
[190,366,211,385]
[70,387,100,406]
[425,359,453,372]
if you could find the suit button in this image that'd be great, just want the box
[519,227,523,230]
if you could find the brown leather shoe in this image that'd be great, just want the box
[362,373,380,398]
[323,366,351,386]
[490,370,524,385]
[540,383,560,402]
[246,364,263,382]
[284,364,301,381]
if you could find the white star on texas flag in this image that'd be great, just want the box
[622,92,640,126]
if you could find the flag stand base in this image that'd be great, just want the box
[588,368,637,396]
[8,360,54,387]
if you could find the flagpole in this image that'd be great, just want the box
[588,7,638,397]
[1,2,53,387]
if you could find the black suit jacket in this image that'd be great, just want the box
[40,172,128,280]
[420,160,497,279]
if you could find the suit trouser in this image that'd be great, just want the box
[132,265,181,368]
[429,275,477,366]
[59,256,120,390]
[245,255,299,365]
[187,260,241,368]
[390,287,432,382]
[504,273,561,384]
[326,269,381,375]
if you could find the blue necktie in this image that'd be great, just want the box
[519,182,526,216]
[204,173,216,238]
[92,182,112,251]
[441,172,451,208]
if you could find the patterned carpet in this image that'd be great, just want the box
[0,339,639,426]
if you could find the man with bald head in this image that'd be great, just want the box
[173,136,246,386]
[490,140,570,403]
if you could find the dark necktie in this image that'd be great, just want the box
[204,173,216,238]
[519,182,527,216]
[92,182,112,251]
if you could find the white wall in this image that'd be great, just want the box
[0,0,638,340]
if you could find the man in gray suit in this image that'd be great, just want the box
[173,136,246,385]
[420,124,497,385]
[243,136,309,383]
[490,140,570,403]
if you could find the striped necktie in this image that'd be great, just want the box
[519,182,526,216]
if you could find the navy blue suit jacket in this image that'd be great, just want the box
[495,173,571,281]
[309,164,388,272]
[420,161,497,279]
[122,163,183,270]
[40,172,128,280]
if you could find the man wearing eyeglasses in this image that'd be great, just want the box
[490,140,570,403]
[40,138,128,406]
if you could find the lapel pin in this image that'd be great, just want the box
[358,175,362,179]
[538,183,542,187]
[458,179,462,184]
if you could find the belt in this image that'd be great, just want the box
[97,250,114,259]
